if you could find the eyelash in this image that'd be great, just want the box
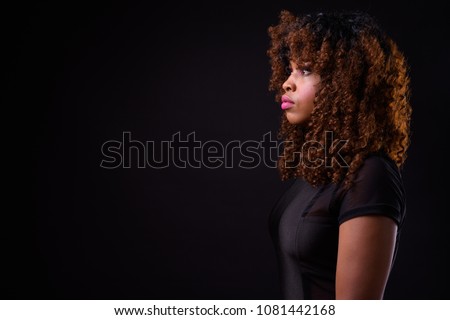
[286,67,311,76]
[299,69,311,76]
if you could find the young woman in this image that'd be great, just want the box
[267,10,411,299]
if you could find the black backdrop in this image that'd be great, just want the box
[3,0,450,299]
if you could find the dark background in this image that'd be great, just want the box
[3,0,449,299]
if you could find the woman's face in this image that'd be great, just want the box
[281,61,321,125]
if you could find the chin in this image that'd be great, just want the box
[286,113,307,125]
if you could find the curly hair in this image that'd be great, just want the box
[267,10,412,190]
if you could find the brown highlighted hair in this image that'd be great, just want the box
[267,10,412,189]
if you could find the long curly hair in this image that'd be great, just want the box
[267,10,412,190]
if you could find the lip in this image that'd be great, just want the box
[281,95,294,110]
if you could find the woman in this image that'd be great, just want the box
[267,10,411,299]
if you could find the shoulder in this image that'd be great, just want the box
[336,152,406,226]
[354,152,402,184]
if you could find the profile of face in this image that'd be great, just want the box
[281,61,321,125]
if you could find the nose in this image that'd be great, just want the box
[282,76,296,92]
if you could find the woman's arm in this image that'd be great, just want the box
[336,215,397,299]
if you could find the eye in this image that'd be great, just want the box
[299,68,312,76]
[285,64,312,77]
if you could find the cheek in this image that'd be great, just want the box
[298,86,317,104]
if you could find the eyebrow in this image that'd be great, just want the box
[290,60,312,67]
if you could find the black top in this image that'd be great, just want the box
[268,153,406,299]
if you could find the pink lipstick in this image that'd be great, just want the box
[281,95,294,110]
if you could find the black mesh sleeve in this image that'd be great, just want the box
[337,154,406,226]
